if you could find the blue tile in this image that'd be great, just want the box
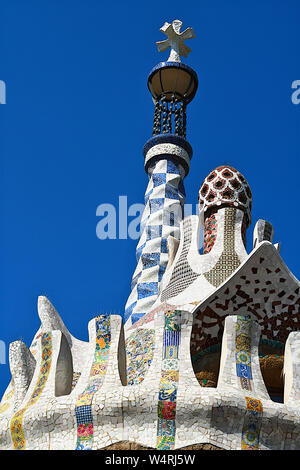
[131,313,145,324]
[136,242,146,262]
[152,173,166,187]
[141,252,160,269]
[131,272,142,290]
[137,282,158,299]
[144,189,153,205]
[167,159,180,174]
[165,184,180,200]
[161,239,168,254]
[149,198,165,214]
[75,405,93,424]
[158,265,166,282]
[236,363,252,379]
[124,301,137,324]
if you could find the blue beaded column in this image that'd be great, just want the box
[124,134,193,328]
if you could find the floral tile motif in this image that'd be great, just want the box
[236,315,253,388]
[235,316,263,450]
[204,213,218,254]
[241,397,263,450]
[75,315,110,450]
[156,308,181,450]
[10,333,52,450]
[126,328,155,386]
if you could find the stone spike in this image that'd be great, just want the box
[9,340,36,410]
[37,296,71,344]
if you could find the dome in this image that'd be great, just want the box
[198,165,252,226]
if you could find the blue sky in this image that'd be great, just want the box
[0,0,299,396]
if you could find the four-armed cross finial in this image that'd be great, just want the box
[156,19,196,62]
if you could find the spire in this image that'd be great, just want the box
[124,21,198,328]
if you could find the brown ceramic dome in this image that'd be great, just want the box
[199,166,252,226]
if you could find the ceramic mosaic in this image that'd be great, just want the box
[203,207,241,287]
[204,213,218,254]
[75,316,110,450]
[234,316,263,450]
[241,397,263,450]
[0,40,300,451]
[236,315,253,391]
[126,328,155,385]
[10,332,52,450]
[199,165,252,226]
[127,310,156,331]
[156,309,181,450]
[191,243,300,358]
[124,151,187,328]
[161,217,198,301]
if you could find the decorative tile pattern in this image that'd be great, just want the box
[161,217,198,301]
[127,310,156,331]
[204,207,240,287]
[234,316,263,450]
[156,309,181,450]
[75,316,110,450]
[235,315,253,391]
[161,207,242,303]
[124,155,186,327]
[10,332,52,450]
[191,249,300,358]
[204,213,218,253]
[126,328,155,385]
[241,397,263,450]
[199,165,252,226]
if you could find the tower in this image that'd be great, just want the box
[0,19,300,452]
[124,20,198,328]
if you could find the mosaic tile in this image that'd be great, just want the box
[124,154,186,327]
[126,328,155,386]
[204,208,241,287]
[241,397,263,450]
[234,316,263,450]
[10,333,52,450]
[75,316,110,451]
[156,308,181,450]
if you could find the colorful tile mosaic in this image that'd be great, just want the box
[235,316,263,450]
[191,257,300,359]
[162,207,241,303]
[204,207,241,287]
[10,332,52,450]
[126,328,155,385]
[203,213,218,254]
[241,397,263,450]
[75,315,111,450]
[127,310,155,331]
[199,165,252,226]
[156,309,181,450]
[236,315,253,391]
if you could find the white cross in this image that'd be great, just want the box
[156,19,196,62]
